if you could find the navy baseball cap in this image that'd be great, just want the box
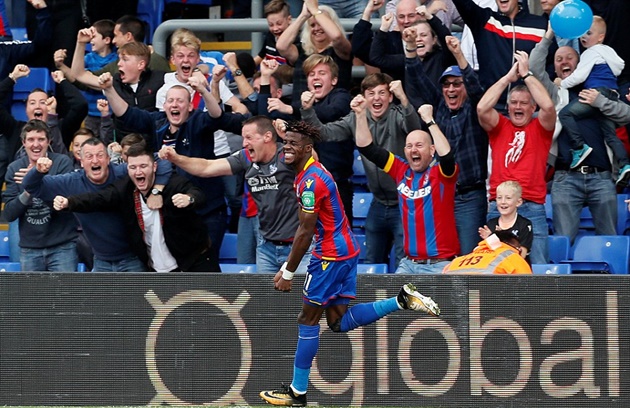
[439,66,463,83]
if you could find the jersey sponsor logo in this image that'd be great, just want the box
[505,130,525,167]
[247,175,280,192]
[305,178,314,189]
[397,183,432,199]
[322,261,330,271]
[301,191,315,209]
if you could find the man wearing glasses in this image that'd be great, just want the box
[404,33,488,254]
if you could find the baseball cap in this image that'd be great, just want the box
[439,66,463,84]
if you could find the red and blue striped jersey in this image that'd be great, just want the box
[295,157,359,261]
[383,153,459,259]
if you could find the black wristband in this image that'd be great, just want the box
[405,47,417,53]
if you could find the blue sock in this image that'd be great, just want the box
[339,298,400,332]
[291,324,319,394]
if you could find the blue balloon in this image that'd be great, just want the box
[550,0,594,39]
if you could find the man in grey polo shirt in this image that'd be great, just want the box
[159,115,310,273]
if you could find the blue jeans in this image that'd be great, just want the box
[551,170,617,244]
[395,257,450,274]
[318,0,366,18]
[21,241,78,272]
[9,219,20,262]
[256,238,312,274]
[237,215,260,264]
[92,255,147,272]
[455,189,487,254]
[364,200,404,267]
[488,200,549,264]
[559,87,628,166]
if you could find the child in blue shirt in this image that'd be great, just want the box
[83,19,117,134]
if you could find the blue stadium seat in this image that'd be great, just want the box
[10,27,27,41]
[352,192,372,231]
[11,67,53,122]
[548,235,569,264]
[351,149,368,190]
[544,194,554,234]
[616,194,628,235]
[532,263,571,275]
[220,263,256,273]
[219,233,238,263]
[563,235,630,274]
[0,262,21,272]
[0,230,10,261]
[549,194,630,236]
[357,263,388,274]
[355,233,367,262]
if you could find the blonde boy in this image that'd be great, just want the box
[479,181,532,259]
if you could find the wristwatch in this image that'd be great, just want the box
[189,196,195,204]
[425,120,437,128]
[521,71,534,80]
[151,188,163,196]
[233,69,243,77]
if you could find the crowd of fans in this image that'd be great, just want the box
[1,0,629,274]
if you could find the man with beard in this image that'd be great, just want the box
[52,143,217,272]
[100,71,245,262]
[530,25,619,245]
[23,137,171,271]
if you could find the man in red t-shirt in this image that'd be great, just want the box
[477,50,556,264]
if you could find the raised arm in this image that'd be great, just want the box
[529,24,558,101]
[69,28,101,90]
[158,146,233,178]
[477,63,519,132]
[223,52,255,101]
[514,51,556,132]
[99,72,129,117]
[351,94,372,148]
[418,104,450,157]
[305,0,352,60]
[188,74,222,118]
[276,3,310,65]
